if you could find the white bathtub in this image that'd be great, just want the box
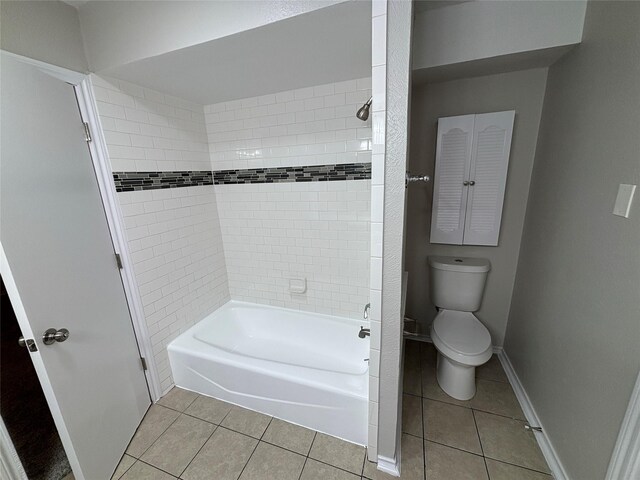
[167,301,369,445]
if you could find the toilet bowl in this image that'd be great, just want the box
[428,256,492,401]
[431,309,492,400]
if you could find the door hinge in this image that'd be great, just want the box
[115,253,123,269]
[140,357,148,371]
[83,122,92,142]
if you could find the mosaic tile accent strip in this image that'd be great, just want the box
[113,163,371,191]
[112,171,213,192]
[213,163,371,184]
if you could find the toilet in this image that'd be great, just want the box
[428,256,492,401]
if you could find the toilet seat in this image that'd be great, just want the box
[431,310,492,366]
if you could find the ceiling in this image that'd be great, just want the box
[100,1,371,105]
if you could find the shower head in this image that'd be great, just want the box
[356,97,372,121]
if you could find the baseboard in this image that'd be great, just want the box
[376,455,400,477]
[498,351,569,480]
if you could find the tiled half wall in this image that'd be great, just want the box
[94,74,372,391]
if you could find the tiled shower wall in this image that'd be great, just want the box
[216,180,370,318]
[92,75,229,392]
[94,74,373,389]
[204,78,372,170]
[205,79,373,318]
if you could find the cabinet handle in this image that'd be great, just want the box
[463,181,470,186]
[469,180,476,186]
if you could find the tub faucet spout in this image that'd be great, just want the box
[359,327,370,338]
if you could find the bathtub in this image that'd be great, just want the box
[167,301,369,445]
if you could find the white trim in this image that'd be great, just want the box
[0,244,85,480]
[376,454,400,477]
[606,370,640,480]
[0,416,27,480]
[498,351,569,480]
[75,76,162,401]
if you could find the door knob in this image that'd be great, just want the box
[463,181,469,186]
[42,328,70,345]
[469,180,476,186]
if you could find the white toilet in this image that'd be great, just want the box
[428,256,492,401]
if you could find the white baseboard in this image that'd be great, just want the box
[498,351,569,480]
[376,455,400,477]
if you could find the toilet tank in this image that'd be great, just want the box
[428,256,491,312]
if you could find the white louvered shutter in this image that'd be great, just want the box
[463,111,515,246]
[430,115,475,245]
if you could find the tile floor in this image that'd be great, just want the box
[109,340,551,480]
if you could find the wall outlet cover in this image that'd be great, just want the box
[613,184,636,218]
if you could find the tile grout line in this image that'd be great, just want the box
[234,415,274,480]
[177,423,218,478]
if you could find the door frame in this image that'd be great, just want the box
[0,51,161,478]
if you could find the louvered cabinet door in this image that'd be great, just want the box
[430,115,475,244]
[463,111,515,246]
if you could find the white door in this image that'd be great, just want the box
[0,54,150,480]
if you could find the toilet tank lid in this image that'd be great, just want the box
[428,256,491,273]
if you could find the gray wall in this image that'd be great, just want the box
[504,2,640,479]
[406,68,548,346]
[0,0,88,72]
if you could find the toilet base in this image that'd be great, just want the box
[436,352,477,401]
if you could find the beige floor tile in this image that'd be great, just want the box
[184,394,233,424]
[300,458,360,480]
[309,432,366,475]
[111,454,135,479]
[126,405,180,458]
[420,342,437,368]
[62,472,75,480]
[422,366,472,408]
[239,442,305,480]
[362,434,424,480]
[402,394,423,437]
[423,399,482,454]
[119,461,175,480]
[425,441,488,480]
[403,359,422,396]
[485,459,552,480]
[157,387,198,412]
[474,411,550,473]
[471,379,525,420]
[181,427,257,480]
[140,414,215,476]
[262,417,316,455]
[221,405,272,438]
[476,355,509,383]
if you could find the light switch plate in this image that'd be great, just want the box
[613,184,636,218]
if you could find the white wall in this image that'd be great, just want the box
[366,0,388,462]
[412,0,586,71]
[93,75,230,391]
[0,0,88,72]
[216,181,370,318]
[406,68,548,346]
[504,2,640,478]
[204,78,372,170]
[78,0,347,72]
[376,0,413,469]
[92,75,210,172]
